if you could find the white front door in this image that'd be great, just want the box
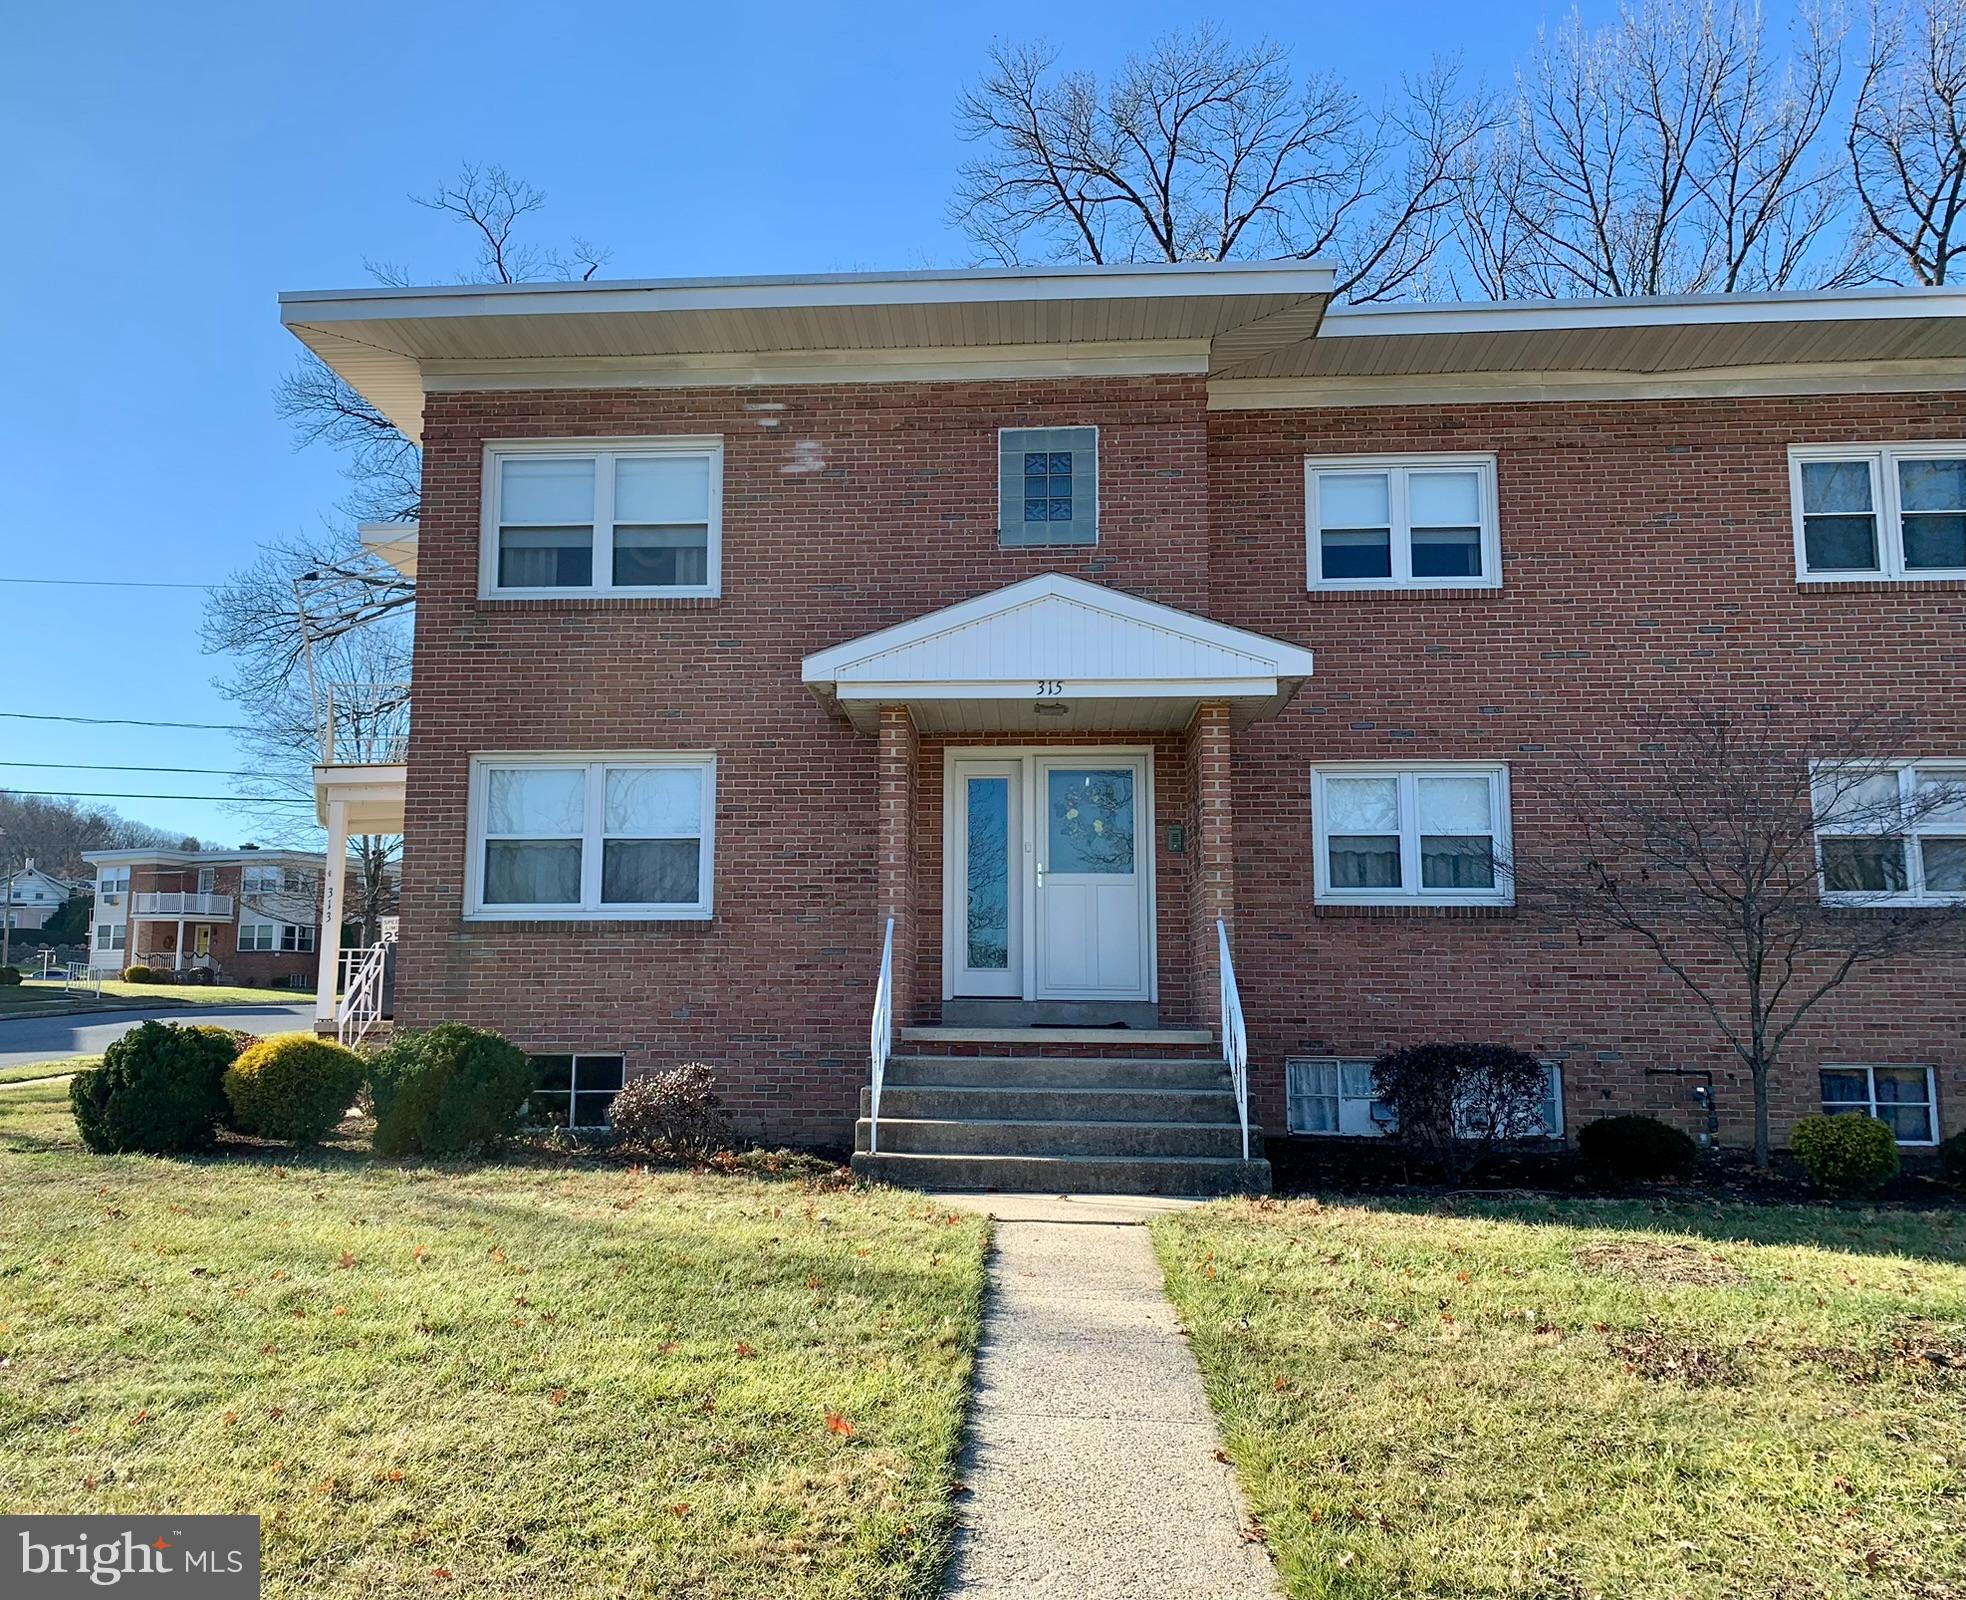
[945,750,1154,1002]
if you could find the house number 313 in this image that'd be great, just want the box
[1035,680,1064,696]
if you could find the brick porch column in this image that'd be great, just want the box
[1187,700,1236,1029]
[875,705,919,1030]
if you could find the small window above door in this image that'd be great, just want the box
[999,427,1098,546]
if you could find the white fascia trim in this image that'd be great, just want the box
[80,848,328,866]
[422,341,1211,394]
[1317,284,1966,338]
[279,261,1339,325]
[1210,361,1966,410]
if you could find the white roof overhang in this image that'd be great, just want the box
[358,520,419,579]
[313,764,407,834]
[800,573,1314,735]
[280,262,1338,442]
[1208,285,1966,403]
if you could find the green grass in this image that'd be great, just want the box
[0,979,313,1018]
[0,1058,95,1085]
[0,1082,988,1598]
[1154,1196,1966,1600]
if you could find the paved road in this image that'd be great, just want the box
[0,1004,317,1072]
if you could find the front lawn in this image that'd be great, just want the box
[1155,1197,1964,1600]
[0,1057,95,1085]
[0,1081,988,1599]
[0,978,314,1018]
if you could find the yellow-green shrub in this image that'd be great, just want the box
[1791,1113,1900,1195]
[223,1031,365,1145]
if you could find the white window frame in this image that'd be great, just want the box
[280,922,316,954]
[465,753,716,922]
[1309,762,1514,907]
[1818,1063,1939,1147]
[1789,443,1966,582]
[1305,453,1501,592]
[97,867,129,900]
[1287,1056,1564,1139]
[480,438,724,601]
[238,916,277,952]
[1811,758,1966,908]
[95,923,125,952]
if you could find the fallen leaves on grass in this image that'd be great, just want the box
[824,1412,854,1437]
[1575,1240,1745,1287]
[1607,1328,1743,1387]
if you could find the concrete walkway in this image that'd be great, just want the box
[936,1194,1282,1599]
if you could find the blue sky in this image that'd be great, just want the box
[3,0,1659,846]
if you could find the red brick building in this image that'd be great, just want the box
[82,848,325,989]
[285,264,1966,1188]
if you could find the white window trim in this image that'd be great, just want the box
[1310,762,1514,907]
[238,915,276,952]
[1811,758,1966,908]
[479,437,724,601]
[1286,1055,1564,1139]
[530,1052,627,1131]
[1789,442,1966,582]
[1819,1063,1939,1147]
[464,752,717,922]
[1305,453,1501,592]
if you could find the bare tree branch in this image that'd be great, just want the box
[1850,0,1966,284]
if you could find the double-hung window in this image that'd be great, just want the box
[484,440,722,598]
[95,924,125,952]
[239,918,276,952]
[1287,1057,1564,1138]
[1310,764,1512,906]
[1813,760,1966,906]
[242,866,280,896]
[1790,444,1966,580]
[97,868,129,899]
[1819,1065,1938,1145]
[468,755,715,920]
[998,427,1097,546]
[1307,454,1500,590]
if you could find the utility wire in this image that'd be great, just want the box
[0,790,312,805]
[0,711,253,733]
[0,761,263,777]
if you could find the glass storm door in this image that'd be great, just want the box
[950,760,1021,997]
[1034,757,1151,1000]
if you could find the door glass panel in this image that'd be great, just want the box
[1047,769,1135,874]
[965,777,1011,970]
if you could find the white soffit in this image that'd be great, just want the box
[280,262,1338,442]
[1207,285,1966,402]
[800,573,1315,734]
[358,520,419,578]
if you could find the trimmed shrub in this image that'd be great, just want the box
[609,1062,732,1156]
[1577,1114,1699,1183]
[1371,1043,1553,1179]
[69,1020,234,1153]
[368,1024,532,1157]
[122,965,160,984]
[224,1032,365,1144]
[0,965,20,986]
[1939,1130,1966,1190]
[1791,1114,1900,1195]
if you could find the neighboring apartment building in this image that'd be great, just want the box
[84,848,324,985]
[1,860,78,931]
[284,263,1966,1189]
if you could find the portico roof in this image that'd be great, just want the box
[800,574,1314,735]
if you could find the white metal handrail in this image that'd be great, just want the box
[868,917,895,1155]
[133,892,234,918]
[337,940,388,1049]
[1217,919,1250,1160]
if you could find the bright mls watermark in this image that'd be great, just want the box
[2,1517,259,1596]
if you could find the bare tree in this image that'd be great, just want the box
[1488,1,1850,297]
[1508,706,1965,1167]
[1850,0,1966,284]
[951,28,1491,301]
[0,795,193,879]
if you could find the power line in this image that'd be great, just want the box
[0,761,261,777]
[0,711,252,732]
[0,575,217,594]
[0,790,312,805]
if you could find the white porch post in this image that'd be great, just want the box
[173,918,185,972]
[315,799,348,1027]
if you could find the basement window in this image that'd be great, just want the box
[529,1053,627,1130]
[1287,1056,1564,1138]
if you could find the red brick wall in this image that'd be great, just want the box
[1209,392,1966,1148]
[394,376,1966,1151]
[398,378,1211,1145]
[124,863,318,989]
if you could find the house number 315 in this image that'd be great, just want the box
[1035,680,1064,696]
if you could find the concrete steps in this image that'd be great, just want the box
[850,1051,1270,1196]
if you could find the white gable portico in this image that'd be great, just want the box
[800,573,1314,734]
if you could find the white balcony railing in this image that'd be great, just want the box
[132,892,234,918]
[320,681,411,767]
